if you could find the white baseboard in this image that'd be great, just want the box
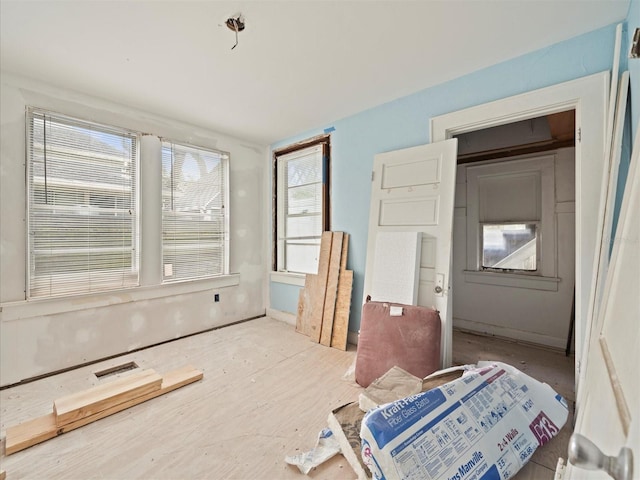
[453,318,566,350]
[266,308,296,326]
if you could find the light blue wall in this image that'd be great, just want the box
[612,0,639,247]
[270,21,630,334]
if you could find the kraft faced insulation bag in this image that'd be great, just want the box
[360,362,568,480]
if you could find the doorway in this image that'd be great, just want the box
[430,72,609,397]
[450,112,576,352]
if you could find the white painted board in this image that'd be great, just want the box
[370,231,421,305]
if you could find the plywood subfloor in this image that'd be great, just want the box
[0,319,574,479]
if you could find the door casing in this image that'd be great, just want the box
[430,72,609,401]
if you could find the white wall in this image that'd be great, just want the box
[0,73,267,386]
[452,148,575,349]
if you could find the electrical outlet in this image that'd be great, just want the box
[214,293,220,302]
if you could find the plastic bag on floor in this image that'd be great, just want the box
[285,427,341,475]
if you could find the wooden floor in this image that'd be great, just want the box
[0,317,574,479]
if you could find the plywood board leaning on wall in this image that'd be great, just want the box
[296,232,353,350]
[320,232,344,346]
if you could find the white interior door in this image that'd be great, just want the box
[564,135,639,479]
[363,139,458,367]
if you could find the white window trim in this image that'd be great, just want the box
[274,140,328,275]
[25,107,141,299]
[17,108,236,305]
[0,273,240,322]
[160,139,230,284]
[463,270,559,291]
[466,154,557,285]
[269,271,306,286]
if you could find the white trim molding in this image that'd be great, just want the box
[430,71,608,385]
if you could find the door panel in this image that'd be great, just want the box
[565,135,639,478]
[363,139,458,367]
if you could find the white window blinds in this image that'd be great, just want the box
[161,141,229,282]
[276,144,325,274]
[26,108,139,298]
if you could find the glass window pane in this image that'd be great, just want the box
[161,142,228,283]
[275,142,327,274]
[287,183,322,216]
[286,215,322,239]
[482,223,537,271]
[27,109,139,299]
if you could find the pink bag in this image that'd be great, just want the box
[355,301,441,387]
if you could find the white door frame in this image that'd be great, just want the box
[430,72,609,394]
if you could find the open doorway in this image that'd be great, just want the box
[450,111,576,353]
[429,72,608,394]
[430,73,608,479]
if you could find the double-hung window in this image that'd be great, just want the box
[466,154,556,278]
[26,108,139,298]
[161,141,229,282]
[275,139,330,274]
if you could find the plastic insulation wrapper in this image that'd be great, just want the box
[360,361,568,480]
[285,427,341,475]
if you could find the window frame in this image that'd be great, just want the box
[465,154,556,279]
[273,135,331,274]
[25,107,140,299]
[160,139,230,284]
[479,221,541,274]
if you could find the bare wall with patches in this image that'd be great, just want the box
[0,73,267,387]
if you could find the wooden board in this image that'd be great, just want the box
[320,232,343,346]
[308,232,333,342]
[54,368,162,426]
[6,366,202,455]
[4,413,57,456]
[296,274,317,336]
[330,270,353,351]
[295,287,306,335]
[340,233,349,271]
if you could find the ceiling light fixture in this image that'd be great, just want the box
[225,14,245,50]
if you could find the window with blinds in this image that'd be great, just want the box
[275,141,329,274]
[161,141,229,282]
[26,108,139,298]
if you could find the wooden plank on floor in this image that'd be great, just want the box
[54,368,162,426]
[309,232,333,343]
[320,232,344,346]
[331,270,353,351]
[4,412,57,456]
[60,366,203,433]
[6,366,202,455]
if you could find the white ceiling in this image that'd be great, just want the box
[0,1,630,145]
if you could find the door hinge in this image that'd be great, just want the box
[578,127,582,143]
[371,171,375,181]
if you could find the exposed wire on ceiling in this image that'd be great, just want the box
[225,15,245,50]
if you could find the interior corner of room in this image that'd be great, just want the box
[1,0,638,478]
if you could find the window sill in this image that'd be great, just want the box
[270,271,306,287]
[463,270,559,292]
[0,274,240,322]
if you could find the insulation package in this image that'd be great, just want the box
[360,362,568,480]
